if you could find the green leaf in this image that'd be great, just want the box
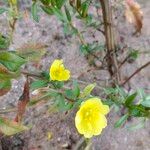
[0,79,11,96]
[64,81,80,100]
[0,64,20,80]
[0,52,26,72]
[65,89,75,100]
[52,81,64,89]
[31,2,39,22]
[41,71,50,80]
[0,117,28,136]
[31,80,48,90]
[116,85,127,99]
[55,0,66,9]
[79,83,96,98]
[40,0,51,5]
[51,0,56,7]
[113,104,120,112]
[0,79,11,89]
[103,87,117,95]
[141,96,150,108]
[125,92,137,107]
[41,5,53,15]
[103,99,114,106]
[0,8,7,14]
[64,6,71,22]
[72,99,83,108]
[51,7,66,22]
[129,107,141,117]
[56,95,72,111]
[79,45,89,55]
[72,80,80,98]
[0,34,10,50]
[129,50,139,60]
[129,105,146,117]
[114,114,129,128]
[137,88,146,100]
[81,2,89,18]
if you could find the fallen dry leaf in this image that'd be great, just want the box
[125,0,143,35]
[15,78,29,122]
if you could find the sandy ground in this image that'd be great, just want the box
[0,0,150,149]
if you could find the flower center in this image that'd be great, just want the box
[84,109,93,121]
[54,66,63,77]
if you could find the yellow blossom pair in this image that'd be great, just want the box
[75,98,109,138]
[49,60,109,138]
[49,59,70,81]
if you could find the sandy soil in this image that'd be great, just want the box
[0,0,150,150]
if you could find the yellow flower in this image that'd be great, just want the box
[75,98,109,138]
[50,59,70,81]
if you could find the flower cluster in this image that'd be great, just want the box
[49,60,109,138]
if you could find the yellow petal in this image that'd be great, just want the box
[100,104,109,115]
[92,114,107,135]
[80,98,109,115]
[60,69,70,81]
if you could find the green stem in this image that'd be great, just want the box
[8,0,18,44]
[69,22,87,46]
[21,70,104,90]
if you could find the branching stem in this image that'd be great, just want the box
[121,61,150,86]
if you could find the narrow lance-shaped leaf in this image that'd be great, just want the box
[72,80,80,98]
[141,96,150,108]
[40,0,51,5]
[51,7,66,22]
[41,5,53,15]
[125,92,137,107]
[64,6,71,22]
[51,0,56,7]
[31,2,39,22]
[0,34,10,50]
[0,63,22,96]
[81,2,89,18]
[79,83,96,98]
[129,105,145,117]
[114,114,129,128]
[56,0,66,9]
[31,80,48,90]
[0,51,26,72]
[0,64,20,80]
[64,81,80,100]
